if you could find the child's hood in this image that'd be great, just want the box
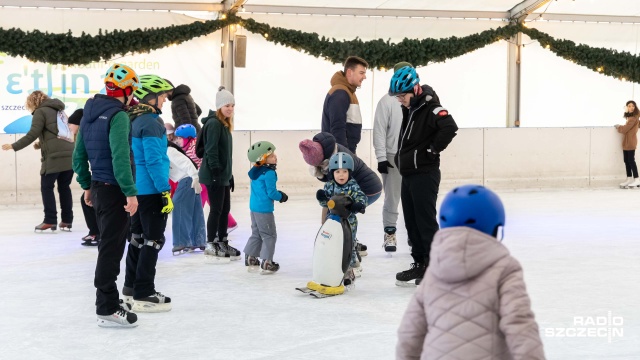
[429,227,510,283]
[248,165,274,180]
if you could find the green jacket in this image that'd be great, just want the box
[198,110,233,186]
[12,98,74,175]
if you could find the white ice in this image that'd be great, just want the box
[1,189,639,359]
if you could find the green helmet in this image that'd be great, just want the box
[133,74,174,101]
[247,141,276,164]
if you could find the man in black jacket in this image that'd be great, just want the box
[389,66,458,286]
[165,80,202,132]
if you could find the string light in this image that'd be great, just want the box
[263,33,269,38]
[220,14,227,20]
[545,44,550,49]
[597,67,603,72]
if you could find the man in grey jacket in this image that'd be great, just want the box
[373,62,412,253]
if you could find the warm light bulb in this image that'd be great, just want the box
[545,44,550,49]
[380,67,386,71]
[264,33,269,38]
[221,14,227,20]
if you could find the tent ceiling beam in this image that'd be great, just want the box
[509,0,550,22]
[243,5,509,19]
[0,0,224,11]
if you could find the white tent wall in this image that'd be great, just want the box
[0,7,637,204]
[520,21,640,128]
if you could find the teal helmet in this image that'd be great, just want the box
[389,66,419,96]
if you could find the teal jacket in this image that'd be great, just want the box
[198,110,233,186]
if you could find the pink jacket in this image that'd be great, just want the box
[396,227,545,360]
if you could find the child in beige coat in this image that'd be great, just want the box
[396,185,545,360]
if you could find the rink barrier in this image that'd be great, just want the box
[0,127,628,204]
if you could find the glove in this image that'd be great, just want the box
[161,191,174,214]
[229,175,235,192]
[377,160,394,174]
[316,189,328,202]
[191,177,202,195]
[279,191,288,203]
[426,144,439,159]
[350,202,366,214]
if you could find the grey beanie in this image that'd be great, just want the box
[216,86,235,109]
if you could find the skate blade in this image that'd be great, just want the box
[310,292,340,298]
[97,319,138,328]
[204,254,231,264]
[395,280,418,288]
[35,228,57,233]
[172,249,188,256]
[295,287,315,294]
[230,255,241,261]
[247,265,260,273]
[132,302,172,313]
[81,241,99,247]
[260,269,278,275]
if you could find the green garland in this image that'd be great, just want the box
[0,17,234,65]
[0,12,637,83]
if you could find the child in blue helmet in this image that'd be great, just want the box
[316,152,367,286]
[396,185,545,360]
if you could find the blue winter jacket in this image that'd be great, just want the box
[130,108,170,195]
[249,166,283,213]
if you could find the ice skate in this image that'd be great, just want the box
[395,262,426,287]
[190,245,205,252]
[122,286,134,311]
[343,267,356,290]
[132,292,172,313]
[172,246,188,256]
[217,239,241,260]
[204,242,231,263]
[34,223,56,232]
[355,242,368,257]
[245,255,261,273]
[383,233,397,253]
[58,222,72,232]
[627,177,640,188]
[620,177,633,189]
[353,257,362,278]
[260,259,280,275]
[81,234,99,247]
[97,305,137,328]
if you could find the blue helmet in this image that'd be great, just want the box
[175,124,197,139]
[329,152,354,172]
[389,66,419,96]
[439,185,505,237]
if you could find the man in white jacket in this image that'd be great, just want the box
[373,62,412,253]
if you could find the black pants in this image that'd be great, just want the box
[623,150,638,178]
[205,184,230,242]
[40,169,74,224]
[125,194,167,299]
[91,182,130,316]
[80,193,99,236]
[401,170,440,265]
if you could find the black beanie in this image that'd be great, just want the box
[68,108,84,126]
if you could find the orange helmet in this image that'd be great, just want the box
[104,64,140,91]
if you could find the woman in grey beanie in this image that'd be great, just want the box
[199,86,240,261]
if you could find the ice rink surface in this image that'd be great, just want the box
[1,188,639,360]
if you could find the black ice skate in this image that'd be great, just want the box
[34,223,56,232]
[217,240,241,261]
[58,222,72,232]
[97,305,138,328]
[260,259,280,275]
[395,262,427,287]
[245,255,261,273]
[81,234,99,247]
[133,291,172,313]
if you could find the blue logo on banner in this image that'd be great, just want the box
[3,115,33,134]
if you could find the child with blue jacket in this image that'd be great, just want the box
[243,141,288,274]
[122,75,174,313]
[316,152,367,285]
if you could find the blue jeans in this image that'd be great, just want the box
[172,177,206,248]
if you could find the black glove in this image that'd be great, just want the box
[426,144,439,159]
[350,202,366,214]
[316,189,328,202]
[279,191,288,203]
[211,167,221,176]
[377,160,394,174]
[229,175,235,192]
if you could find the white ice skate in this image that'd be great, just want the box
[620,177,633,189]
[627,178,640,188]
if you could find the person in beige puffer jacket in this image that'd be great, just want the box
[396,185,545,360]
[615,100,640,188]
